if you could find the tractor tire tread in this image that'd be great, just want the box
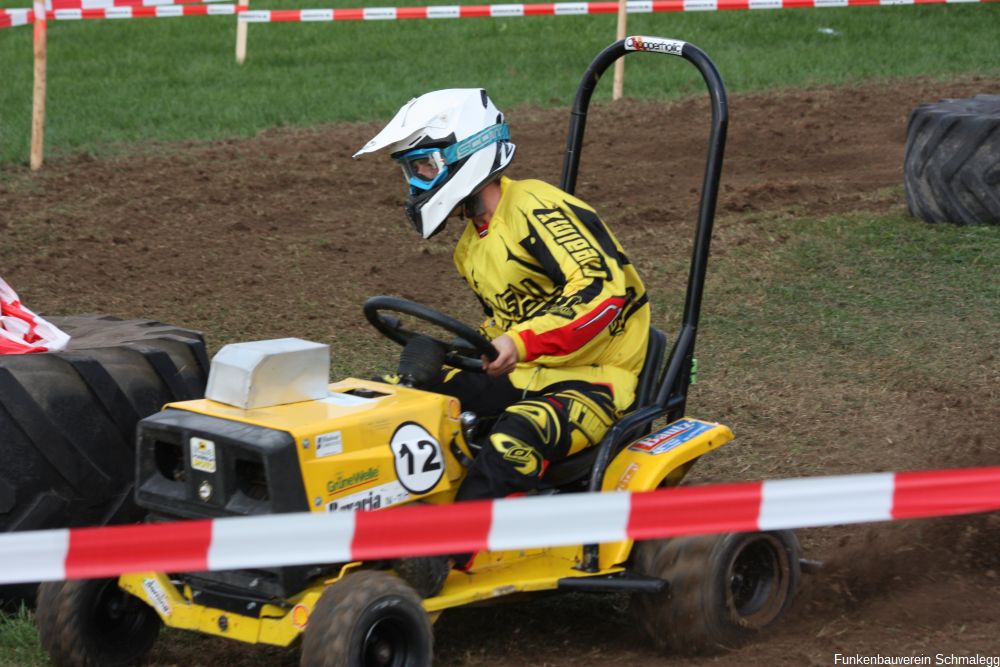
[0,315,208,606]
[630,531,800,655]
[36,579,160,667]
[904,94,1000,225]
[300,571,432,667]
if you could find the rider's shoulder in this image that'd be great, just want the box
[503,177,560,196]
[500,177,577,211]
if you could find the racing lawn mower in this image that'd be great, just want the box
[35,37,801,667]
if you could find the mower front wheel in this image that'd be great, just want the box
[630,531,800,654]
[35,578,161,667]
[300,570,433,667]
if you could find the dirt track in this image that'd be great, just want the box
[2,74,999,665]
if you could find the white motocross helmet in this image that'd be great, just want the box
[353,88,516,239]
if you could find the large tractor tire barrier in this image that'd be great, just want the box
[904,94,1000,226]
[0,315,208,605]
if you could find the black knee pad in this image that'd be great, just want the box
[495,399,569,456]
[455,389,616,502]
[474,399,566,486]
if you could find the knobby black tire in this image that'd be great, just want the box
[391,557,451,599]
[0,315,208,605]
[904,94,1000,226]
[630,531,800,655]
[36,578,161,667]
[300,570,433,667]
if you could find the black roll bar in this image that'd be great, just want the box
[560,37,728,572]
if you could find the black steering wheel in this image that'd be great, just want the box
[363,296,498,372]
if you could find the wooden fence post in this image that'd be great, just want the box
[235,0,248,64]
[612,0,626,101]
[30,0,47,170]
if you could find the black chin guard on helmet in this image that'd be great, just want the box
[461,189,489,220]
[405,179,490,237]
[403,189,442,238]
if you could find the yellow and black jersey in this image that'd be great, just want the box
[453,176,650,412]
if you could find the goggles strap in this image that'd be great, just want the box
[442,123,510,165]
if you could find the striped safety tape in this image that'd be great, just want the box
[4,0,996,27]
[0,1,240,25]
[47,0,232,8]
[0,278,70,354]
[1,466,998,585]
[0,8,33,27]
[237,0,999,22]
[47,3,238,18]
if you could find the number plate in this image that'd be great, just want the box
[390,422,445,494]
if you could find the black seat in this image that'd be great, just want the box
[542,326,668,489]
[630,326,668,413]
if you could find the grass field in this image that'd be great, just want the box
[1,2,998,164]
[692,207,1000,478]
[0,606,45,667]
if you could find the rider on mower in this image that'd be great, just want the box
[355,88,649,575]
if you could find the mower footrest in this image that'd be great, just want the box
[557,572,668,594]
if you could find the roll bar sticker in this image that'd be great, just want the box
[624,35,685,56]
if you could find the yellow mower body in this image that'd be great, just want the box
[178,378,468,512]
[120,376,732,647]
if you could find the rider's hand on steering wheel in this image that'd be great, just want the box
[484,334,520,377]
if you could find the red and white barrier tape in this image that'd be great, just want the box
[3,0,995,28]
[47,3,238,19]
[47,0,230,9]
[1,466,998,585]
[0,8,32,27]
[237,0,998,22]
[0,278,69,354]
[0,0,238,26]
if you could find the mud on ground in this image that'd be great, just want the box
[2,74,999,665]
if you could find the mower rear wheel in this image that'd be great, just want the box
[630,531,800,654]
[300,570,433,667]
[35,578,161,667]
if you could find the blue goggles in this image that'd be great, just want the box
[396,123,510,193]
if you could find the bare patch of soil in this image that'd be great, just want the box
[2,74,998,666]
[3,75,995,342]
